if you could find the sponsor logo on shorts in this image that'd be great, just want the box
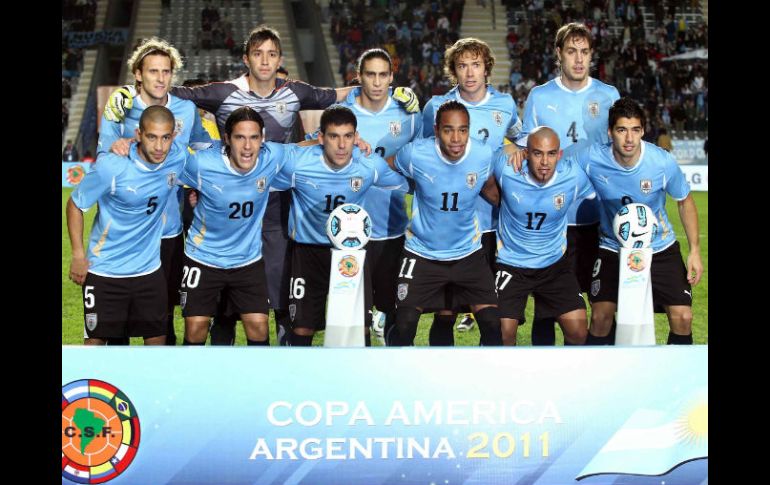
[627,250,646,272]
[61,379,141,483]
[397,283,408,301]
[179,291,187,308]
[590,280,600,296]
[592,258,601,278]
[338,255,360,277]
[289,304,297,321]
[85,313,97,331]
[640,179,652,194]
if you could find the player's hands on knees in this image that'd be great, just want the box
[188,189,199,208]
[355,138,373,156]
[69,257,90,286]
[110,137,135,156]
[104,85,137,123]
[393,87,419,113]
[686,251,703,285]
[508,148,526,172]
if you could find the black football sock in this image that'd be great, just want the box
[429,314,456,346]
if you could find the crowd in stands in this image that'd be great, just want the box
[195,0,239,55]
[328,0,465,105]
[62,0,98,140]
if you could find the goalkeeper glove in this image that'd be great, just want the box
[104,85,137,123]
[393,86,419,113]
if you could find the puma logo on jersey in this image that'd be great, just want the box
[302,179,319,189]
[510,192,521,203]
[546,104,558,112]
[597,175,610,185]
[211,184,224,193]
[125,186,137,194]
[422,173,436,183]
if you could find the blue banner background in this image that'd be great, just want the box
[62,346,707,484]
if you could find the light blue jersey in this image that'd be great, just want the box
[179,142,290,268]
[517,77,620,225]
[273,146,406,246]
[395,138,493,260]
[332,87,422,239]
[570,141,690,253]
[423,85,521,233]
[98,93,214,239]
[494,152,595,268]
[72,142,188,277]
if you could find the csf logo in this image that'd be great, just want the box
[62,380,141,483]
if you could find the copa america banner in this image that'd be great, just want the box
[62,162,94,187]
[62,347,708,484]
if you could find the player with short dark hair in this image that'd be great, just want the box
[492,127,595,345]
[515,22,620,346]
[179,107,292,346]
[390,101,504,346]
[570,97,703,345]
[67,106,188,345]
[272,105,408,346]
[421,37,521,342]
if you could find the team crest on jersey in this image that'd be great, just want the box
[389,121,402,137]
[466,172,478,189]
[275,101,287,114]
[640,179,652,194]
[350,176,363,192]
[590,280,600,296]
[85,313,97,331]
[587,102,600,118]
[492,111,504,126]
[175,118,184,134]
[256,177,267,193]
[397,283,409,301]
[167,172,177,187]
[553,193,565,210]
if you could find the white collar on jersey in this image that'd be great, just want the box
[453,87,491,107]
[319,153,354,173]
[555,76,593,94]
[221,149,260,176]
[134,92,174,110]
[352,95,393,116]
[612,139,647,170]
[523,163,560,188]
[433,138,473,165]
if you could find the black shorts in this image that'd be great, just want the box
[481,231,497,273]
[589,241,693,307]
[395,248,498,310]
[567,223,599,293]
[82,269,167,339]
[180,256,270,317]
[289,243,373,330]
[262,229,292,311]
[161,233,184,307]
[496,255,586,321]
[366,236,405,313]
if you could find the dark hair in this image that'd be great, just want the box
[320,105,357,133]
[554,22,593,51]
[243,25,282,56]
[356,48,392,75]
[139,105,175,131]
[434,100,469,127]
[224,107,265,155]
[609,97,646,129]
